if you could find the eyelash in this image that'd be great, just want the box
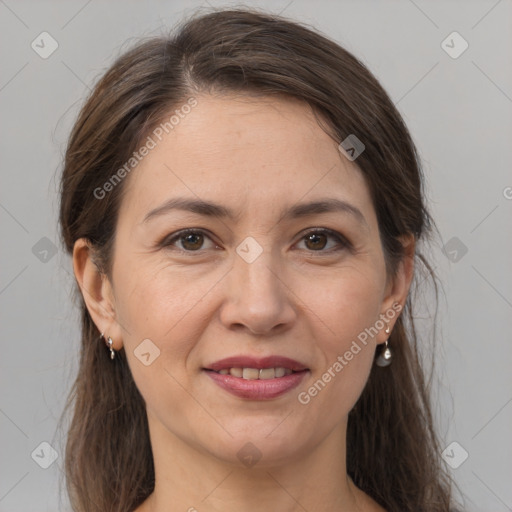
[160,228,351,255]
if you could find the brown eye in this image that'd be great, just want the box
[163,229,217,253]
[296,229,349,253]
[304,232,328,250]
[180,232,204,251]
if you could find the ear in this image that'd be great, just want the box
[72,238,123,351]
[376,234,415,344]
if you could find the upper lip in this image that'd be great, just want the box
[204,355,309,372]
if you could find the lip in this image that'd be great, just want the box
[204,369,309,400]
[203,355,309,400]
[205,355,308,372]
[203,355,310,400]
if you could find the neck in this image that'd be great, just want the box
[141,411,373,512]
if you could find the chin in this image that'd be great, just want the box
[201,425,313,469]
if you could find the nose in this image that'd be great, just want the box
[219,249,297,336]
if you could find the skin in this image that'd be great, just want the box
[73,93,415,512]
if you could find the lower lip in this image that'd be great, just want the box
[204,370,309,400]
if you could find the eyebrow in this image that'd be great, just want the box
[142,197,368,229]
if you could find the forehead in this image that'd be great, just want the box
[119,93,375,227]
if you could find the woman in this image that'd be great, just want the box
[59,7,459,512]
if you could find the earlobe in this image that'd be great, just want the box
[72,238,123,350]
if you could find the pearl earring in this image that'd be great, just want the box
[375,324,392,367]
[100,332,116,360]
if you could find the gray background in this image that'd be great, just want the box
[1,0,511,510]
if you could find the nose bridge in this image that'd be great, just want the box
[238,249,280,299]
[220,238,295,334]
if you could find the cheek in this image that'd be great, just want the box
[294,268,383,410]
[110,259,201,392]
[114,255,213,340]
[300,265,384,350]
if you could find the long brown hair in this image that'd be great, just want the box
[58,7,459,511]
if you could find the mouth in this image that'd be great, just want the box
[202,355,310,400]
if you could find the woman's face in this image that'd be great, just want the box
[99,93,409,467]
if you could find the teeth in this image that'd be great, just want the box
[258,368,275,380]
[215,367,294,379]
[230,367,243,378]
[275,367,286,378]
[242,368,260,380]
